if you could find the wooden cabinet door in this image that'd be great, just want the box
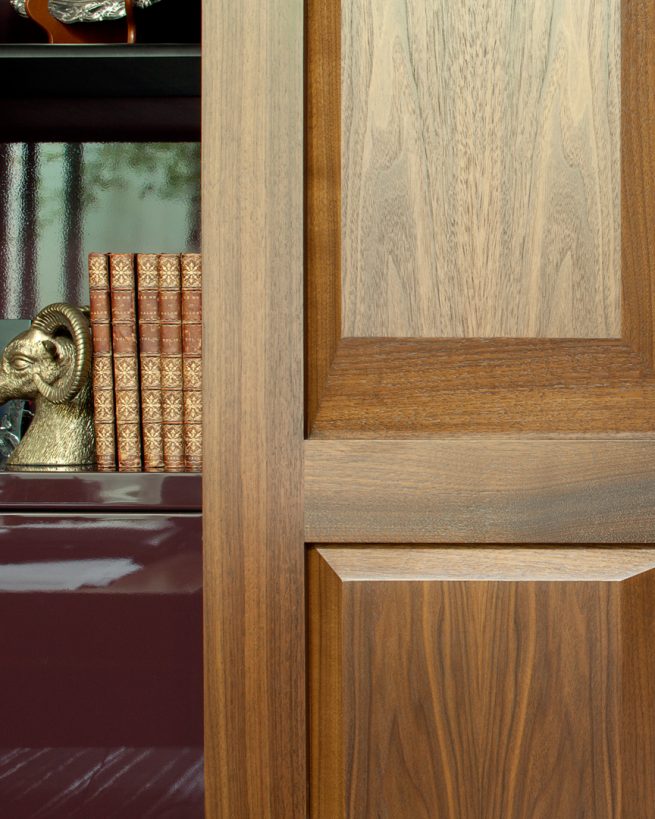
[203,0,655,816]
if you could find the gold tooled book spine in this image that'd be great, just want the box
[158,253,184,472]
[110,253,142,472]
[181,253,202,472]
[137,253,164,472]
[88,252,117,471]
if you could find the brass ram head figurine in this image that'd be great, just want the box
[0,303,95,471]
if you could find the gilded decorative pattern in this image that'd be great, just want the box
[137,254,159,289]
[93,356,113,382]
[114,358,139,388]
[159,254,181,289]
[185,425,202,455]
[110,254,135,288]
[161,357,183,388]
[94,390,115,421]
[142,423,164,469]
[184,391,202,422]
[143,423,163,446]
[88,254,109,289]
[183,359,202,390]
[163,426,184,456]
[95,426,117,471]
[117,424,141,459]
[181,253,202,289]
[142,390,162,421]
[140,357,161,389]
[116,391,140,419]
[163,391,184,420]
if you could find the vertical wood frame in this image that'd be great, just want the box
[306,0,655,437]
[203,0,305,816]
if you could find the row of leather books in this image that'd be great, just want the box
[88,252,202,473]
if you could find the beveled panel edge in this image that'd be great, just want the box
[305,439,655,543]
[314,546,655,581]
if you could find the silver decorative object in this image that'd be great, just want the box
[11,0,160,23]
[0,303,95,472]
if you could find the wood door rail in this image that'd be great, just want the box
[305,438,655,543]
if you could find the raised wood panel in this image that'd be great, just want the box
[309,547,655,818]
[304,438,655,542]
[306,0,655,437]
[341,0,621,339]
[202,0,305,815]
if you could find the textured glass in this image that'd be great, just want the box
[0,143,200,319]
[11,0,161,23]
[0,399,32,467]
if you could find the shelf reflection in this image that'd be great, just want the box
[0,512,203,813]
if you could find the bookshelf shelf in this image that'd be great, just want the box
[0,44,200,140]
[0,471,201,511]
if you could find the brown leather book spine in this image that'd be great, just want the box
[137,253,164,472]
[110,253,142,472]
[159,253,184,472]
[88,253,116,471]
[181,253,202,472]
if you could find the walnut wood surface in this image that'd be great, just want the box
[202,1,305,816]
[309,547,655,818]
[306,0,655,437]
[622,0,655,367]
[341,0,620,339]
[313,338,655,435]
[305,438,655,542]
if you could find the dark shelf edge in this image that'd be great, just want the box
[0,44,200,99]
[0,471,202,511]
[0,44,200,57]
[0,96,200,142]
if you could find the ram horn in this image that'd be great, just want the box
[31,303,92,404]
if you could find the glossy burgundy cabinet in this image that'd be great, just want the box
[0,475,203,817]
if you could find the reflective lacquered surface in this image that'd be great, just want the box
[0,472,201,510]
[0,512,203,816]
[0,748,203,817]
[0,142,200,320]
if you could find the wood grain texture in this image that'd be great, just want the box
[305,438,655,542]
[622,0,655,366]
[202,0,305,816]
[305,0,655,437]
[306,0,341,432]
[341,0,621,339]
[312,338,655,436]
[317,547,655,581]
[309,547,655,819]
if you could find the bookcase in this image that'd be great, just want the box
[0,10,203,815]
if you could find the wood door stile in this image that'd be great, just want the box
[202,0,305,816]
